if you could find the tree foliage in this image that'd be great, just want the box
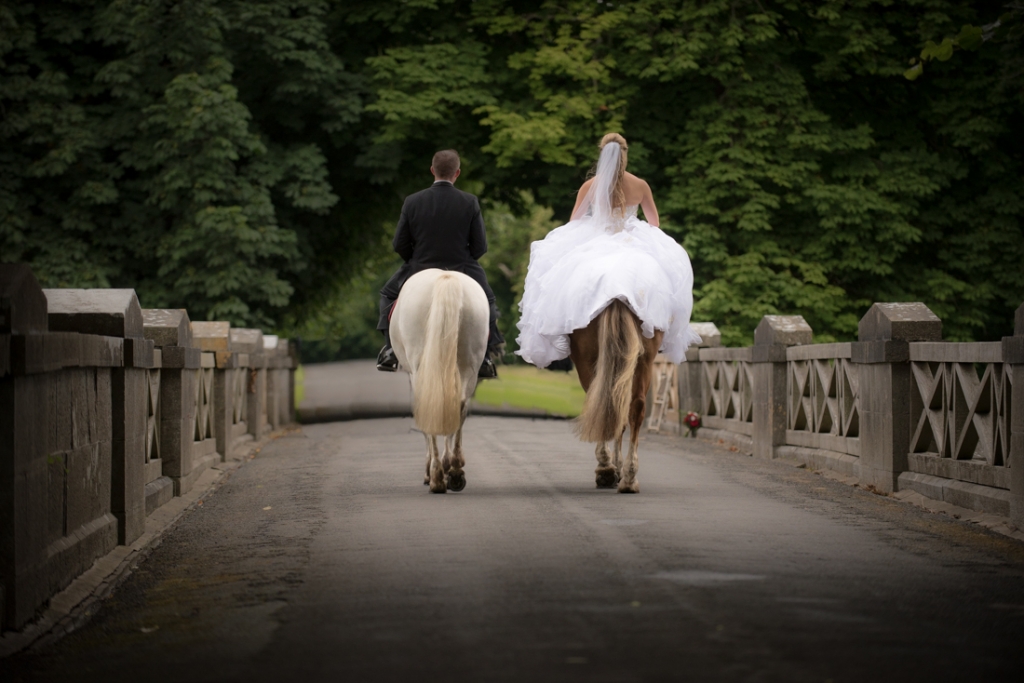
[2,1,1021,345]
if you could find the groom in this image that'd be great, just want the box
[376,149,504,378]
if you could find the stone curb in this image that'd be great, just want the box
[297,401,572,424]
[0,428,295,659]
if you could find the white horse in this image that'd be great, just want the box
[390,269,490,493]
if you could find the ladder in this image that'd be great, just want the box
[646,354,678,434]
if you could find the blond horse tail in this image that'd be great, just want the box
[413,273,464,435]
[574,299,643,443]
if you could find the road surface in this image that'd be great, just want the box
[4,417,1023,682]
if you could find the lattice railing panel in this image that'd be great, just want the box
[787,358,860,438]
[194,367,215,441]
[910,361,1013,466]
[145,368,161,463]
[702,360,754,425]
[232,368,247,425]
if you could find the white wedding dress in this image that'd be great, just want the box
[516,148,701,368]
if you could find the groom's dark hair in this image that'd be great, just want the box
[432,149,460,180]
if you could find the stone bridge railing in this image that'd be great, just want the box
[0,264,298,631]
[680,302,1024,529]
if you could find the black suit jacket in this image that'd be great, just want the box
[380,181,493,301]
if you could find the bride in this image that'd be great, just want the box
[516,133,701,368]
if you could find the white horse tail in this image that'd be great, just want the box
[574,299,643,443]
[413,273,464,435]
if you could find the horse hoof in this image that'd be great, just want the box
[429,483,447,494]
[423,477,430,485]
[618,478,639,494]
[595,468,617,489]
[447,472,466,492]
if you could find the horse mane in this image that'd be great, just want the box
[574,299,643,442]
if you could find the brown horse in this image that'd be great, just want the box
[569,299,663,493]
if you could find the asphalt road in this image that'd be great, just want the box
[4,417,1024,683]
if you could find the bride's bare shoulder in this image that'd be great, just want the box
[623,172,650,190]
[622,172,651,204]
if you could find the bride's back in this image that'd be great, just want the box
[578,171,648,207]
[619,172,648,207]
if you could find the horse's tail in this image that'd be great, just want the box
[413,273,464,435]
[574,299,643,443]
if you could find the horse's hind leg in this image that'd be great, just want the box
[619,421,641,494]
[618,332,661,494]
[595,442,617,488]
[444,400,469,492]
[427,434,447,494]
[423,433,432,485]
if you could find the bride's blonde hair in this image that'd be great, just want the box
[598,133,628,209]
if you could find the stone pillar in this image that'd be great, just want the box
[751,316,812,460]
[231,328,266,439]
[1,265,55,630]
[288,339,300,425]
[678,323,721,415]
[1004,304,1024,528]
[264,335,292,430]
[45,289,153,545]
[852,302,942,493]
[143,309,210,496]
[193,322,233,459]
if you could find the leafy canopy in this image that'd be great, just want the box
[2,0,1021,345]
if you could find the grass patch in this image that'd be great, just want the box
[294,365,305,408]
[474,364,585,417]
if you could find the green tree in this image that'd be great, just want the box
[1,0,351,326]
[3,0,1021,349]
[358,0,1024,344]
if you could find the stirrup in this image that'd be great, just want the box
[376,345,399,372]
[478,357,498,380]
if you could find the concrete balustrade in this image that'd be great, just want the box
[681,302,1023,521]
[0,264,298,631]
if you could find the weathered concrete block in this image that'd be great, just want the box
[144,476,174,516]
[678,358,702,414]
[752,361,787,460]
[159,367,197,488]
[212,366,236,459]
[67,441,112,534]
[248,366,267,437]
[161,345,202,369]
[1,367,117,630]
[0,334,9,378]
[142,309,193,348]
[1009,350,1024,527]
[943,480,1011,516]
[192,321,230,352]
[897,471,948,501]
[754,316,812,347]
[689,323,721,348]
[123,337,155,368]
[858,363,911,493]
[0,264,48,335]
[858,302,941,342]
[111,367,146,545]
[44,289,144,339]
[77,334,124,368]
[850,340,909,364]
[46,451,65,545]
[230,328,263,354]
[215,350,240,369]
[1003,335,1024,364]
